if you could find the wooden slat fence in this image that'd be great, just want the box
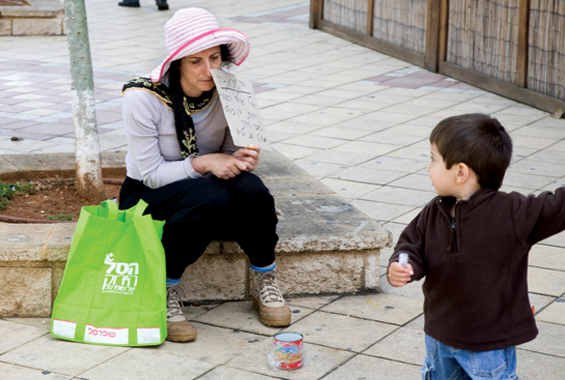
[310,0,565,114]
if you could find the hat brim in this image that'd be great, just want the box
[150,28,250,82]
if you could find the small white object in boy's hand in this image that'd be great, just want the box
[399,253,409,267]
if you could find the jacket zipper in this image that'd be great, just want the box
[447,218,456,252]
[440,199,458,252]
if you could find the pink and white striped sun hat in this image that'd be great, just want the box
[150,8,250,82]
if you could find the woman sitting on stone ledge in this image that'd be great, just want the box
[119,8,291,343]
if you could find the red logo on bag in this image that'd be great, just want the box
[88,327,117,338]
[84,324,128,344]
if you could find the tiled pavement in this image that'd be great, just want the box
[1,0,565,379]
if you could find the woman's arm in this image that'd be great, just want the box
[122,90,202,189]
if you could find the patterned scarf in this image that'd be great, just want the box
[122,77,216,158]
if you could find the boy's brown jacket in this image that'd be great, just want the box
[390,187,565,351]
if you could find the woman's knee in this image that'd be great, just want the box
[186,179,229,213]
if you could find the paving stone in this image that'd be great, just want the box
[4,317,52,332]
[0,335,129,377]
[387,173,434,192]
[364,326,425,366]
[378,274,425,301]
[285,295,340,310]
[321,293,423,325]
[530,244,565,271]
[193,301,313,336]
[502,171,557,190]
[536,298,565,325]
[289,310,396,352]
[281,135,346,149]
[361,186,436,207]
[271,142,322,160]
[520,320,565,358]
[293,160,347,178]
[0,319,48,354]
[323,354,421,380]
[516,348,565,379]
[306,149,378,166]
[390,206,422,224]
[147,322,270,368]
[349,199,415,223]
[79,347,214,380]
[529,293,558,316]
[0,362,70,380]
[311,126,374,140]
[329,166,405,185]
[359,156,428,173]
[528,266,565,296]
[202,367,280,379]
[538,229,565,247]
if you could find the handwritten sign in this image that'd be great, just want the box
[211,69,271,151]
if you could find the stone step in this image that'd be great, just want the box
[0,150,391,317]
[0,0,65,36]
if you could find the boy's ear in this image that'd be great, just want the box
[455,162,471,183]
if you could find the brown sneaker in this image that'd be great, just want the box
[166,286,197,342]
[252,270,291,327]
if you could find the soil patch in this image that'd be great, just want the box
[0,176,124,223]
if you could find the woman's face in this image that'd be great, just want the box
[178,46,222,97]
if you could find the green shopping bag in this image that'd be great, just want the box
[51,199,167,346]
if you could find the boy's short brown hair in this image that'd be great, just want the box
[430,113,512,190]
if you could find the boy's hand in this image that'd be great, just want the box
[388,261,414,287]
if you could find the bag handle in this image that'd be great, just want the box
[133,199,149,218]
[102,200,119,220]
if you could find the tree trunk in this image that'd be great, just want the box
[64,0,105,203]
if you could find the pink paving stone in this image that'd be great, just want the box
[253,85,277,94]
[0,97,29,106]
[97,127,114,134]
[0,105,34,112]
[364,75,396,83]
[0,119,38,129]
[19,123,75,136]
[380,82,422,89]
[95,111,123,124]
[427,80,459,88]
[32,89,69,97]
[406,72,448,80]
[448,83,479,90]
[0,91,22,99]
[386,77,439,85]
[34,82,66,89]
[95,93,121,101]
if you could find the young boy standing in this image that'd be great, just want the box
[388,113,565,380]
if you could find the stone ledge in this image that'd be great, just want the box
[0,0,64,36]
[0,150,392,317]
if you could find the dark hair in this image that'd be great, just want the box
[220,44,233,68]
[429,113,512,190]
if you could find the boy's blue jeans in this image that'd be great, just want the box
[422,335,520,380]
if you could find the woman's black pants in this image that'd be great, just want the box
[119,172,279,279]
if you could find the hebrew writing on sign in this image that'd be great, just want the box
[211,69,272,151]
